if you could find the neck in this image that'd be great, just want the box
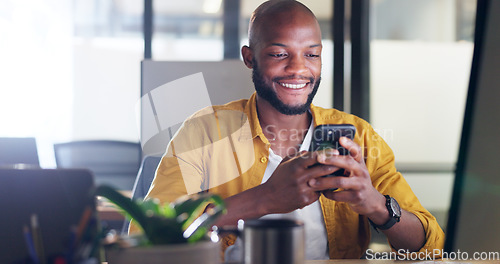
[256,96,311,145]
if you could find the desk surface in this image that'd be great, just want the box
[306,261,499,264]
[104,260,499,264]
[97,191,131,221]
[98,192,499,264]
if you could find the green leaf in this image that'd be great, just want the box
[94,185,226,245]
[139,199,162,217]
[160,203,176,219]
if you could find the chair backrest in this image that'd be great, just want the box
[121,154,162,234]
[53,140,141,190]
[0,137,40,168]
[131,154,163,201]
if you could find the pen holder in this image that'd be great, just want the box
[105,240,220,264]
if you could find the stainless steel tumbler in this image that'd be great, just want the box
[241,219,305,264]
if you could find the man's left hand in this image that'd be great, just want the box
[308,137,427,251]
[307,137,386,218]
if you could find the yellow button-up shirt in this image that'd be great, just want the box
[141,92,445,258]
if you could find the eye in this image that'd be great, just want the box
[269,53,287,58]
[306,54,320,58]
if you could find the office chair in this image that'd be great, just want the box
[0,137,40,168]
[131,154,163,200]
[53,140,141,191]
[121,154,163,234]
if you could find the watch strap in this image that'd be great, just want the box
[369,195,401,231]
[369,215,399,231]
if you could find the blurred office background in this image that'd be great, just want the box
[0,0,476,233]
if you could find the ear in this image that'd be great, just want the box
[241,45,254,69]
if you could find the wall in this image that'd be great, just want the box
[72,38,143,142]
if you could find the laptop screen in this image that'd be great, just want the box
[0,137,39,167]
[0,169,98,263]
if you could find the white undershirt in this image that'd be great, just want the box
[224,120,330,261]
[259,120,330,260]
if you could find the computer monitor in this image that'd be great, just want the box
[445,0,500,254]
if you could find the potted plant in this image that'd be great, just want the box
[95,185,225,264]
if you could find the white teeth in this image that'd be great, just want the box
[280,83,307,89]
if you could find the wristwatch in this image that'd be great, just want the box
[369,195,401,231]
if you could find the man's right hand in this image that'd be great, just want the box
[259,151,331,214]
[215,150,339,226]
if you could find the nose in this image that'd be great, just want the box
[285,55,308,76]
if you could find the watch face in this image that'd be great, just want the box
[390,197,402,217]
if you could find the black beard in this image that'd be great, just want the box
[252,60,321,116]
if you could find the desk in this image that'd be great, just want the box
[103,260,499,264]
[97,191,131,221]
[97,191,131,231]
[98,205,125,221]
[305,261,499,264]
[97,193,499,264]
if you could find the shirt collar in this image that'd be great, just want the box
[243,92,266,142]
[243,92,321,145]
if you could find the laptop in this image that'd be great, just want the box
[0,168,98,263]
[0,137,40,168]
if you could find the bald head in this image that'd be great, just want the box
[240,0,322,116]
[248,0,320,49]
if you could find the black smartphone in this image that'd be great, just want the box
[310,124,356,179]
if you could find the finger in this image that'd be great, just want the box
[280,150,309,166]
[308,174,360,192]
[339,137,363,162]
[305,163,342,183]
[316,149,340,164]
[293,151,325,168]
[321,188,353,202]
[321,155,368,179]
[282,150,307,163]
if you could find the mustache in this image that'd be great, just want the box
[272,76,315,83]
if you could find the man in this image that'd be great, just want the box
[141,0,445,259]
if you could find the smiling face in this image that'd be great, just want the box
[243,2,322,115]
